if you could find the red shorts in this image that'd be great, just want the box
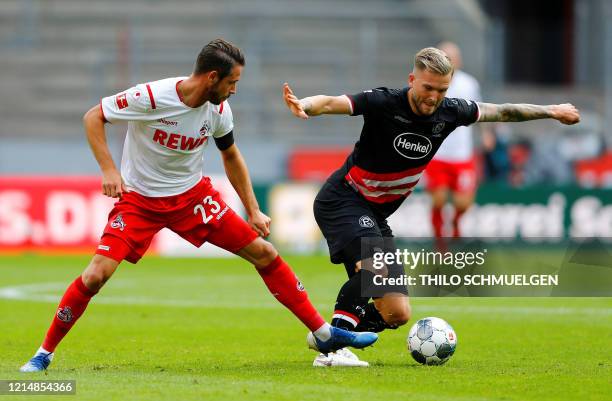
[425,158,477,193]
[95,177,258,263]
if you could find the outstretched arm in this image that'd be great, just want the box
[283,83,352,119]
[477,102,580,125]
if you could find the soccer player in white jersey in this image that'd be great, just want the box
[425,42,488,238]
[19,39,377,372]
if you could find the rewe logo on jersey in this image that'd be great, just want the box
[153,129,208,151]
[393,133,432,159]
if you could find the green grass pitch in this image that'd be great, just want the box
[0,254,610,401]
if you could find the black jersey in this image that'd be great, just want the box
[328,87,479,217]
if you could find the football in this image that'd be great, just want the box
[407,317,457,365]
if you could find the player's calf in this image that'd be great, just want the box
[20,255,120,372]
[355,295,411,332]
[375,295,411,327]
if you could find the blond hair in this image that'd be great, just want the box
[414,47,454,76]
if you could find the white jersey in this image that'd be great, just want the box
[101,77,233,197]
[434,70,481,162]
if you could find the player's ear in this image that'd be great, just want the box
[207,70,220,84]
[408,72,415,88]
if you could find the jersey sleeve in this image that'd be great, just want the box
[212,101,234,138]
[100,84,161,123]
[346,88,388,116]
[454,98,480,126]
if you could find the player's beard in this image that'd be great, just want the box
[209,85,230,105]
[411,92,441,116]
[209,91,223,105]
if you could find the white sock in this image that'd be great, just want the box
[313,323,332,341]
[37,346,52,355]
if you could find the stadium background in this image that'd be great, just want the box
[1,0,612,256]
[0,0,611,255]
[0,1,611,400]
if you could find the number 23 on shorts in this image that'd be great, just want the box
[193,195,222,224]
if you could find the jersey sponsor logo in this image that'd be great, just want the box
[116,93,129,109]
[393,133,432,159]
[158,118,178,126]
[359,215,375,228]
[56,306,73,323]
[110,214,126,231]
[153,129,208,151]
[432,122,445,134]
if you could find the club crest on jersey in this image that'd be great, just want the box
[57,306,73,323]
[359,215,375,228]
[110,214,126,231]
[393,133,432,159]
[199,120,211,137]
[355,305,366,318]
[432,122,445,134]
[116,93,128,109]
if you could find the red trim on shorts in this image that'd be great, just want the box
[146,84,156,109]
[333,310,361,324]
[96,234,138,264]
[99,100,108,123]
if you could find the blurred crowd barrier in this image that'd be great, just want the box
[1,176,611,256]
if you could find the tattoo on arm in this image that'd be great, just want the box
[477,102,552,123]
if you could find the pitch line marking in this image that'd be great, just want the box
[0,282,611,317]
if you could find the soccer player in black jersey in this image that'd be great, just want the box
[283,47,580,367]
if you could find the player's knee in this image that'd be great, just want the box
[82,256,117,291]
[453,195,474,212]
[251,240,279,268]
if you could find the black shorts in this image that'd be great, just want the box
[314,177,407,295]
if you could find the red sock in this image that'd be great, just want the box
[42,276,97,352]
[431,206,444,238]
[452,209,466,238]
[257,256,325,332]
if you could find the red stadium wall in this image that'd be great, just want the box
[288,146,352,181]
[0,176,117,254]
[0,175,242,257]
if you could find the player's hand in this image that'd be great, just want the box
[283,83,309,119]
[550,103,580,125]
[248,210,271,238]
[101,168,128,198]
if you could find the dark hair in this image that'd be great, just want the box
[194,38,245,79]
